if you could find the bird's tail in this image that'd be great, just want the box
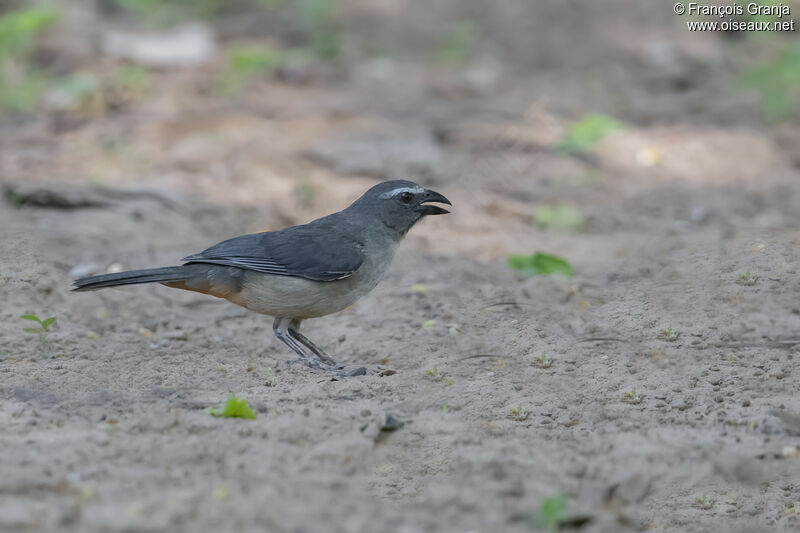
[72,266,188,291]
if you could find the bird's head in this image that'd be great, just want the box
[348,180,451,237]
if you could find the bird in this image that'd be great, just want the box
[73,180,451,377]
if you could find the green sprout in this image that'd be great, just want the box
[424,367,445,382]
[508,252,573,277]
[622,388,644,405]
[508,405,529,421]
[693,494,715,510]
[658,327,679,342]
[411,283,428,294]
[533,354,553,369]
[783,502,800,516]
[20,314,56,342]
[736,271,759,286]
[263,367,277,387]
[558,114,622,154]
[490,358,506,370]
[529,493,567,532]
[207,395,257,420]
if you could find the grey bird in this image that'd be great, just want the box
[73,180,451,376]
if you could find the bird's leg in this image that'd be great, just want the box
[272,317,327,370]
[287,319,338,366]
[288,319,366,377]
[272,317,365,376]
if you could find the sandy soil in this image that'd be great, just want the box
[1,1,800,532]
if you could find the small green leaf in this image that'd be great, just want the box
[558,113,622,154]
[208,395,256,420]
[529,493,566,532]
[508,252,573,277]
[20,314,41,323]
[411,283,428,294]
[41,317,56,329]
[531,253,573,276]
[23,327,41,334]
[508,254,531,271]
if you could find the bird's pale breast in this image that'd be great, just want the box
[231,241,397,318]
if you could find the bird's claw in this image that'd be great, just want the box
[284,358,366,377]
[333,366,367,377]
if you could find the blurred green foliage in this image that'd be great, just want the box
[740,43,800,122]
[114,65,151,95]
[299,0,340,59]
[294,177,316,207]
[112,0,296,23]
[219,1,341,95]
[222,44,281,94]
[558,114,622,154]
[113,0,340,59]
[0,7,57,55]
[221,44,316,94]
[529,493,566,532]
[112,0,224,26]
[733,0,800,121]
[52,72,98,101]
[0,7,156,116]
[0,7,58,113]
[532,205,585,231]
[0,2,343,113]
[435,20,476,66]
[231,45,281,73]
[508,252,573,277]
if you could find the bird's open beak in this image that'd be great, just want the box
[419,189,452,215]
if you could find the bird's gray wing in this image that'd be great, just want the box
[181,218,365,282]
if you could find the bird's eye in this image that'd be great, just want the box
[399,192,413,204]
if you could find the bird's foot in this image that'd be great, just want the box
[331,365,367,377]
[318,360,367,377]
[284,358,366,377]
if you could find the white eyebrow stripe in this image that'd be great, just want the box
[379,186,425,199]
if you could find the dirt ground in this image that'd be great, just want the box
[1,1,800,532]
